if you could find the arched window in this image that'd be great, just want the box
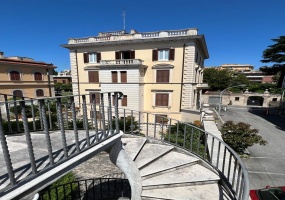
[13,90,23,98]
[36,89,44,97]
[34,72,42,81]
[10,71,21,80]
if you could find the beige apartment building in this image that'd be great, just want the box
[218,64,254,72]
[0,52,56,101]
[62,28,209,122]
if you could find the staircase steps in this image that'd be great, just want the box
[122,135,222,200]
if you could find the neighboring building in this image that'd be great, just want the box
[218,64,254,72]
[53,70,72,84]
[216,64,274,83]
[62,28,209,122]
[0,51,56,100]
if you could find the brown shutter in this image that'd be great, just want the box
[121,71,127,83]
[84,53,89,63]
[130,50,135,59]
[115,51,121,60]
[156,71,162,82]
[169,49,175,60]
[94,71,99,82]
[156,94,161,106]
[112,71,118,83]
[163,70,169,82]
[88,71,95,82]
[122,95,127,106]
[162,94,169,106]
[95,93,100,104]
[97,52,101,63]
[152,49,158,61]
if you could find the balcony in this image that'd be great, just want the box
[197,83,209,89]
[67,28,198,45]
[100,59,143,66]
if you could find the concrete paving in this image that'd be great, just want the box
[220,106,285,189]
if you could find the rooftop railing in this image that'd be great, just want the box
[68,29,198,44]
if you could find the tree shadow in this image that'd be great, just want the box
[248,107,285,131]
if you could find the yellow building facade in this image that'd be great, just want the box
[62,28,209,122]
[0,52,56,101]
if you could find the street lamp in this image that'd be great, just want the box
[218,84,247,115]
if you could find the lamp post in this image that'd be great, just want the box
[218,84,246,115]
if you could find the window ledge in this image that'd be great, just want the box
[152,106,171,109]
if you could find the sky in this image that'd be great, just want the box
[1,0,285,72]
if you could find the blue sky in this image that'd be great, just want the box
[1,0,284,72]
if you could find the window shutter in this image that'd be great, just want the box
[169,49,175,61]
[164,70,169,82]
[95,93,100,104]
[97,53,101,63]
[112,71,118,83]
[84,53,89,63]
[152,49,158,61]
[115,51,121,60]
[121,71,127,83]
[122,95,127,106]
[155,94,161,106]
[94,71,99,83]
[130,51,135,59]
[88,71,95,82]
[162,94,169,106]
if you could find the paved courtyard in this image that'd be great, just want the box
[220,106,285,189]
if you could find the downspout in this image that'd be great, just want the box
[75,50,81,106]
[47,68,52,97]
[179,44,186,112]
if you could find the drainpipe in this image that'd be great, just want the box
[179,44,186,112]
[47,68,52,97]
[75,50,81,106]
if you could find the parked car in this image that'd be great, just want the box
[250,186,285,200]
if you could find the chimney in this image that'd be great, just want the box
[0,52,4,59]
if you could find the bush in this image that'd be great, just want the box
[221,121,268,154]
[164,122,205,156]
[40,172,78,200]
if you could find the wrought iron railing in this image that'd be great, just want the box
[38,177,131,200]
[0,92,249,200]
[115,108,249,200]
[0,92,123,199]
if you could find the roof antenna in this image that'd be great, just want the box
[122,9,126,33]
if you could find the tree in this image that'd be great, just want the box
[203,68,232,90]
[230,73,249,87]
[221,121,267,154]
[260,36,285,87]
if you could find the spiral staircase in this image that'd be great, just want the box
[121,134,231,200]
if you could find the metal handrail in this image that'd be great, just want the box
[115,107,249,200]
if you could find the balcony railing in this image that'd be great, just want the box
[68,28,198,44]
[196,83,209,89]
[100,59,143,66]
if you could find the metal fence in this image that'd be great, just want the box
[0,92,249,200]
[39,177,131,200]
[0,92,123,198]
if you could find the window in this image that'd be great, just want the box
[63,80,66,84]
[36,89,44,97]
[10,71,20,80]
[155,93,169,106]
[121,71,127,83]
[115,51,135,59]
[90,93,100,104]
[13,90,23,98]
[156,70,169,83]
[34,72,42,81]
[83,52,101,63]
[88,71,99,83]
[152,49,175,61]
[112,71,118,83]
[155,115,168,124]
[122,95,127,106]
[54,80,57,83]
[235,97,240,101]
[272,98,277,101]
